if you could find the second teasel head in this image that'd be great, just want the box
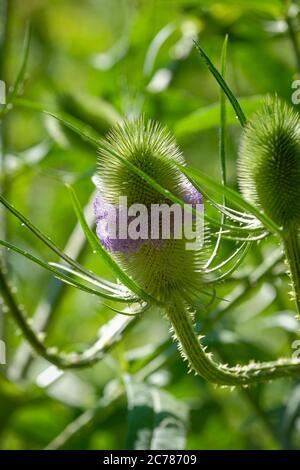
[237,97,300,228]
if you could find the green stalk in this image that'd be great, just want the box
[0,261,137,370]
[282,224,300,317]
[166,293,300,386]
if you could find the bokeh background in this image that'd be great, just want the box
[1,0,300,450]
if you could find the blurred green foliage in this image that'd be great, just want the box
[0,0,300,450]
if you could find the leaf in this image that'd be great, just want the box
[194,41,247,127]
[205,35,228,268]
[174,95,264,139]
[0,239,130,302]
[178,164,281,234]
[124,375,189,450]
[49,262,133,299]
[0,193,130,296]
[219,34,228,187]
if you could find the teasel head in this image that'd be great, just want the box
[237,96,300,229]
[94,117,206,304]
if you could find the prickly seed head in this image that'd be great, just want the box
[94,117,206,302]
[238,97,300,228]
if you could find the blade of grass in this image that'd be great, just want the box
[0,239,131,303]
[193,40,247,127]
[0,260,138,369]
[49,262,134,297]
[205,35,228,268]
[219,35,228,188]
[8,193,103,381]
[0,193,127,295]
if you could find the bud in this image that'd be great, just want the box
[238,97,300,228]
[94,117,205,302]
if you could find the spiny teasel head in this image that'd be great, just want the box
[238,97,300,228]
[94,117,207,303]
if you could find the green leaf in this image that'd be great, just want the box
[194,41,247,127]
[0,193,126,293]
[0,239,130,302]
[124,375,189,450]
[49,262,134,299]
[174,95,264,139]
[206,35,228,268]
[219,34,228,187]
[178,164,281,234]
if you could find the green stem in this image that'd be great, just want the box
[166,294,300,386]
[0,261,137,370]
[282,224,300,317]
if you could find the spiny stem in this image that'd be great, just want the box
[166,294,300,386]
[282,224,300,317]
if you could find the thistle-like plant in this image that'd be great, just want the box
[84,114,300,386]
[238,97,300,316]
[94,117,206,304]
[1,37,300,388]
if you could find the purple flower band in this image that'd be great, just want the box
[94,181,203,253]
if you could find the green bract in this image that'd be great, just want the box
[238,97,300,228]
